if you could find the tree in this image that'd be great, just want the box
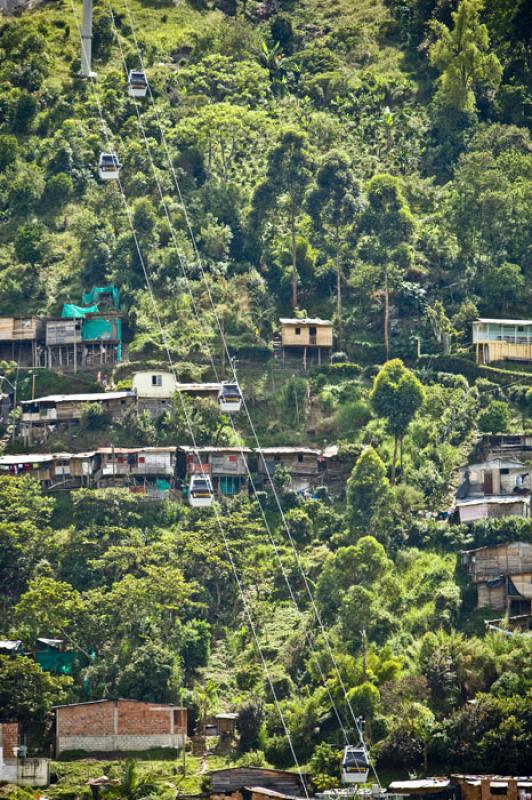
[0,134,18,171]
[429,0,502,115]
[14,221,48,264]
[359,175,415,357]
[237,700,265,753]
[251,128,311,309]
[370,359,424,483]
[45,173,73,209]
[116,643,181,703]
[306,151,362,350]
[0,655,70,733]
[346,448,391,530]
[478,400,510,433]
[309,742,340,790]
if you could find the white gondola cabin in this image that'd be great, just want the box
[341,745,370,784]
[218,382,243,413]
[128,70,148,98]
[98,152,121,181]
[188,474,214,508]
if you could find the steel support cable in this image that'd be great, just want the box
[108,8,351,746]
[117,2,380,782]
[68,4,309,790]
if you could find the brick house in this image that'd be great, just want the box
[54,699,187,755]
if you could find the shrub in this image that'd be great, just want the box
[478,400,510,433]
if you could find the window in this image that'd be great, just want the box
[500,468,510,475]
[295,327,301,335]
[152,374,163,387]
[297,453,304,463]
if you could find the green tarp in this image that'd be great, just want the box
[82,285,120,310]
[82,317,122,342]
[61,304,99,318]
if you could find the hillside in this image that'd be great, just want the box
[0,0,531,793]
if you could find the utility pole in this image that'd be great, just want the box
[80,0,96,79]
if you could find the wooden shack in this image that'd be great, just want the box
[179,447,250,497]
[256,447,323,493]
[20,391,135,443]
[0,453,55,485]
[0,317,44,367]
[460,541,532,613]
[209,767,308,799]
[279,318,333,368]
[455,495,530,523]
[176,383,222,401]
[451,776,532,800]
[473,318,532,364]
[45,314,122,371]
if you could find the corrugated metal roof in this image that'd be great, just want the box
[181,446,252,454]
[456,496,530,507]
[476,318,532,326]
[176,383,221,391]
[460,460,526,471]
[21,391,135,405]
[279,318,332,326]
[257,447,320,455]
[0,453,56,464]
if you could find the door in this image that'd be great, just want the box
[484,471,493,494]
[309,326,317,345]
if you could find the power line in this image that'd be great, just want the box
[116,1,379,781]
[68,3,309,790]
[108,6,351,746]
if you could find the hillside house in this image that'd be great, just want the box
[209,767,308,800]
[0,453,56,484]
[256,447,323,493]
[0,722,49,787]
[176,382,222,401]
[473,318,532,364]
[0,640,24,656]
[20,391,135,443]
[201,712,239,738]
[34,638,87,675]
[279,318,333,368]
[460,541,532,613]
[54,699,187,755]
[95,446,177,496]
[132,371,177,415]
[45,312,122,370]
[0,317,44,367]
[455,495,530,523]
[451,776,532,800]
[179,446,251,497]
[458,459,531,498]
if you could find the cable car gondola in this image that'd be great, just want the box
[218,381,243,413]
[128,70,149,98]
[188,474,214,508]
[341,745,370,784]
[98,152,121,181]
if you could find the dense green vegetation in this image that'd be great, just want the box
[0,0,531,789]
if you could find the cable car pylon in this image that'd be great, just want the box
[80,0,96,78]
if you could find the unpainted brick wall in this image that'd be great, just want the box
[57,702,114,736]
[0,722,19,757]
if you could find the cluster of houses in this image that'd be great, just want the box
[0,286,122,371]
[0,443,348,498]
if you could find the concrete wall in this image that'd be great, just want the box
[132,372,176,398]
